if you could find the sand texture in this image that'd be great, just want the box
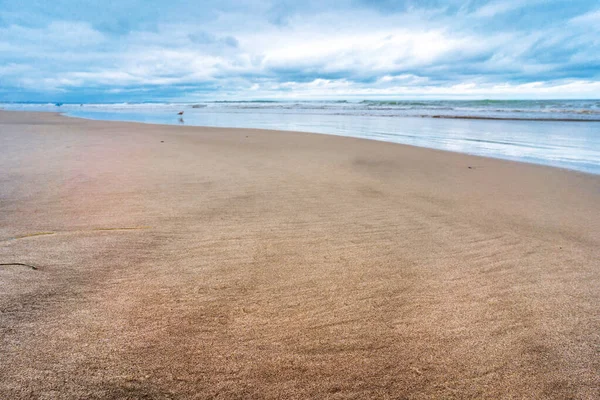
[1,111,599,399]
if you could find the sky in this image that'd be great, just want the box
[0,0,599,102]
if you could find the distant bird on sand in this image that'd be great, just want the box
[177,111,184,115]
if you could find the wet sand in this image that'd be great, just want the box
[1,110,599,399]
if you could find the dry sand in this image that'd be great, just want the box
[0,110,598,399]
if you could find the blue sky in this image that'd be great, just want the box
[1,0,599,102]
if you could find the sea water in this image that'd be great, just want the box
[2,100,599,174]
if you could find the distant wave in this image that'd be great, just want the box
[3,99,600,121]
[429,115,600,122]
[210,100,281,103]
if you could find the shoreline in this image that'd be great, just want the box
[3,109,598,176]
[1,110,599,398]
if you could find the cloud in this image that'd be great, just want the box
[0,0,598,101]
[471,0,526,17]
[569,8,600,25]
[233,78,600,100]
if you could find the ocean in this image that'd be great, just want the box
[2,100,599,174]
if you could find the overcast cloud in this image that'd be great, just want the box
[0,0,599,101]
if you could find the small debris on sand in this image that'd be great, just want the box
[0,263,38,270]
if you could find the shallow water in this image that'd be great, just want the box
[3,101,600,174]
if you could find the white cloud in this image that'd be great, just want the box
[0,1,598,100]
[570,9,600,26]
[237,79,600,100]
[471,0,531,18]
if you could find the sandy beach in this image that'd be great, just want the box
[0,110,598,399]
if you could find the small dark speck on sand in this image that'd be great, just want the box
[161,141,164,143]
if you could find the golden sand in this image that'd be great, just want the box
[1,110,598,398]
